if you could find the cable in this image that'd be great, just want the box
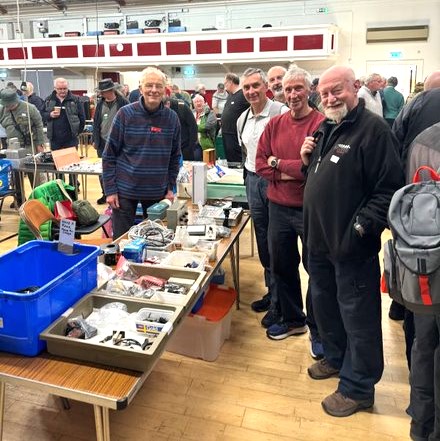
[127,220,175,249]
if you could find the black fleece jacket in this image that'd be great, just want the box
[303,99,404,261]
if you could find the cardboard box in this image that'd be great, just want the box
[166,285,236,361]
[41,293,183,371]
[0,241,100,355]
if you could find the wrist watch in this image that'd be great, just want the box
[270,157,279,168]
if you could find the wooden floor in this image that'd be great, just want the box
[0,154,411,441]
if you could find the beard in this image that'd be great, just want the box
[324,103,348,123]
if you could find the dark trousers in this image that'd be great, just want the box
[408,314,440,441]
[309,253,384,400]
[268,201,319,337]
[112,196,159,239]
[222,132,242,163]
[245,171,271,291]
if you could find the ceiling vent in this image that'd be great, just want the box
[366,25,429,43]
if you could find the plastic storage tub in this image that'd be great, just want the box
[166,285,236,361]
[162,250,207,272]
[0,241,100,356]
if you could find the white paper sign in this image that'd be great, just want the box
[58,219,76,252]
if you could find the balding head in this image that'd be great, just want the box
[424,71,440,91]
[318,66,360,123]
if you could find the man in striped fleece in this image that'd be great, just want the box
[102,67,181,239]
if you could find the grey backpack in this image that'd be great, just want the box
[384,166,440,314]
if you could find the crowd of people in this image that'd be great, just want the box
[1,64,439,439]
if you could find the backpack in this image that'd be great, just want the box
[384,166,440,314]
[72,200,100,226]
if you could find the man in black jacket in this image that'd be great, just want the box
[92,78,129,204]
[300,65,403,418]
[164,96,198,160]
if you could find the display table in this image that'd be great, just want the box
[0,211,250,441]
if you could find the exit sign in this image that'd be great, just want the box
[390,51,403,59]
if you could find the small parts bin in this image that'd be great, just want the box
[166,285,236,361]
[0,241,100,356]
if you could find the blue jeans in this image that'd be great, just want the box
[308,252,383,400]
[112,196,159,239]
[408,314,440,441]
[245,172,271,292]
[268,202,319,332]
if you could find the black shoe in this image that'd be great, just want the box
[389,300,405,321]
[261,309,281,328]
[97,195,107,205]
[251,293,271,312]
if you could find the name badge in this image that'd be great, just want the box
[330,155,340,163]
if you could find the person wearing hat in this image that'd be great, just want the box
[212,82,228,118]
[93,78,129,204]
[0,87,45,206]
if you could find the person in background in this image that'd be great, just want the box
[357,73,383,116]
[128,84,141,103]
[212,82,228,117]
[164,95,198,160]
[256,67,324,362]
[43,77,85,151]
[24,82,45,115]
[0,123,7,149]
[406,82,424,104]
[267,65,287,103]
[309,78,321,108]
[171,84,192,107]
[92,78,129,205]
[301,65,403,417]
[221,72,250,164]
[0,88,45,205]
[102,67,181,239]
[191,83,206,101]
[237,67,288,325]
[383,76,404,127]
[192,94,217,161]
[122,84,130,98]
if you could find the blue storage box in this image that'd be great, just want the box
[86,30,103,36]
[0,241,100,356]
[168,26,186,33]
[126,28,143,34]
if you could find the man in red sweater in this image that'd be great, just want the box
[256,66,325,344]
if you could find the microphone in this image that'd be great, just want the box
[20,81,28,92]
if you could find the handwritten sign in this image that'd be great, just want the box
[58,218,75,253]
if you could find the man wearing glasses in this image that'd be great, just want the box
[102,67,181,238]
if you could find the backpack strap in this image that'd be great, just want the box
[418,275,433,305]
[412,166,440,183]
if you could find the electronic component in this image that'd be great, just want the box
[166,199,188,230]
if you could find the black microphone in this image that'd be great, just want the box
[20,81,27,92]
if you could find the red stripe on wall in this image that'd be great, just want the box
[260,36,288,52]
[109,44,133,57]
[166,41,191,55]
[8,47,28,59]
[0,48,4,60]
[294,34,324,50]
[137,42,161,56]
[56,45,79,58]
[32,46,53,59]
[196,40,222,54]
[227,38,254,53]
[83,44,105,57]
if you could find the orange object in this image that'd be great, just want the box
[195,285,236,321]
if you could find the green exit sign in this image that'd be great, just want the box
[317,7,329,13]
[390,51,403,59]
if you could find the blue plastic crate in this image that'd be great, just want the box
[0,241,100,356]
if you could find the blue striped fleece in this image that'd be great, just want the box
[102,99,181,200]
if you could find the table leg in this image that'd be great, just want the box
[93,404,111,441]
[229,244,240,310]
[236,238,240,309]
[0,381,5,441]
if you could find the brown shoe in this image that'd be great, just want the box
[308,358,340,380]
[322,391,374,417]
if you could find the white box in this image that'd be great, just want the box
[166,305,233,361]
[192,162,207,205]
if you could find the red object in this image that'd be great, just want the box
[195,285,236,321]
[54,200,77,221]
[419,275,433,305]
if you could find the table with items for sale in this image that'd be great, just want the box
[0,209,250,441]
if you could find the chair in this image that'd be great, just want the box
[19,199,111,240]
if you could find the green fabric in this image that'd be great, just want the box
[17,180,74,245]
[198,115,215,150]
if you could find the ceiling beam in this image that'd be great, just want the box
[114,0,126,6]
[51,0,68,11]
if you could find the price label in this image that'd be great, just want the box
[58,218,76,253]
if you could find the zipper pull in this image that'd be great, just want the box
[314,156,322,173]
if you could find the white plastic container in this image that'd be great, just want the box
[162,250,207,272]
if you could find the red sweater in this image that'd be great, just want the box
[256,109,324,207]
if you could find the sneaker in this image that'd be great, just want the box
[97,195,107,205]
[266,322,308,340]
[389,300,405,320]
[309,335,324,360]
[251,293,271,313]
[261,309,281,328]
[321,391,374,417]
[307,358,339,380]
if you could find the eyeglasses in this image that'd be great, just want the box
[143,83,164,91]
